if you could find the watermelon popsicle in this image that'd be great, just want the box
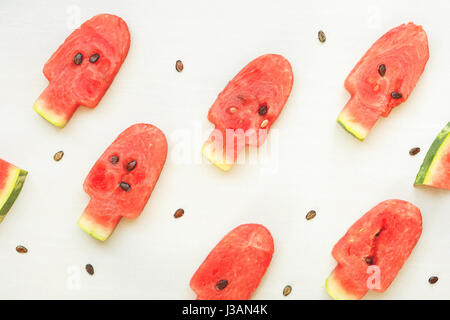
[190,224,274,300]
[33,14,130,128]
[78,124,167,241]
[202,54,293,171]
[326,200,422,300]
[337,23,429,140]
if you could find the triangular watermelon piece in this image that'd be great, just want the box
[415,122,450,190]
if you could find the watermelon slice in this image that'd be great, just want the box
[0,159,27,224]
[190,224,274,300]
[78,123,167,241]
[202,54,293,171]
[337,23,429,140]
[326,200,422,300]
[33,14,130,128]
[415,122,450,190]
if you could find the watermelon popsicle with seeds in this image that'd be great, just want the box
[78,124,167,241]
[415,122,450,190]
[0,159,27,224]
[33,14,130,128]
[190,224,274,300]
[338,23,429,140]
[202,54,293,171]
[326,200,422,300]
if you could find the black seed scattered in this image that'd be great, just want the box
[365,257,374,265]
[283,285,292,296]
[318,30,326,43]
[174,208,184,218]
[85,264,94,276]
[306,210,316,220]
[176,60,184,72]
[429,276,439,284]
[216,279,228,290]
[53,151,64,162]
[126,160,137,171]
[378,64,386,77]
[409,147,421,156]
[258,105,268,115]
[16,245,28,253]
[110,155,119,164]
[89,53,100,63]
[120,182,131,191]
[391,91,402,99]
[74,53,83,65]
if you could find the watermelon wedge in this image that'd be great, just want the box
[337,23,429,140]
[415,122,450,190]
[190,224,274,300]
[33,14,130,128]
[78,123,167,241]
[326,200,422,300]
[0,159,27,224]
[202,54,293,171]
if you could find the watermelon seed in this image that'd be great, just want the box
[74,53,83,65]
[306,210,316,220]
[120,182,131,191]
[174,208,184,218]
[283,285,292,296]
[258,105,268,115]
[229,107,238,114]
[391,91,402,99]
[216,279,228,290]
[110,155,119,164]
[428,276,439,284]
[176,60,184,72]
[409,147,421,156]
[53,151,64,162]
[378,64,386,77]
[364,257,373,265]
[318,30,326,43]
[89,53,100,63]
[126,160,137,171]
[85,264,94,276]
[15,245,28,254]
[261,120,269,128]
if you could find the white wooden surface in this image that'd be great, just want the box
[0,0,449,299]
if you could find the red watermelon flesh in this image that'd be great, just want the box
[202,54,293,171]
[190,224,274,300]
[33,14,130,128]
[78,123,167,241]
[326,200,422,300]
[338,23,429,140]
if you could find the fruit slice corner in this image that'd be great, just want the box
[78,201,121,241]
[0,160,28,223]
[337,97,374,141]
[326,268,363,300]
[415,122,450,190]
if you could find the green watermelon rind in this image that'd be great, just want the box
[78,212,115,241]
[337,110,369,141]
[414,122,450,187]
[0,168,28,223]
[325,269,361,300]
[33,98,68,128]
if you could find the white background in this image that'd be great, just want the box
[0,0,449,300]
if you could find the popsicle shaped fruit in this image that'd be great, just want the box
[337,23,429,140]
[78,124,167,241]
[202,54,293,171]
[33,14,130,128]
[0,159,27,224]
[326,200,422,300]
[190,224,274,300]
[415,122,450,190]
